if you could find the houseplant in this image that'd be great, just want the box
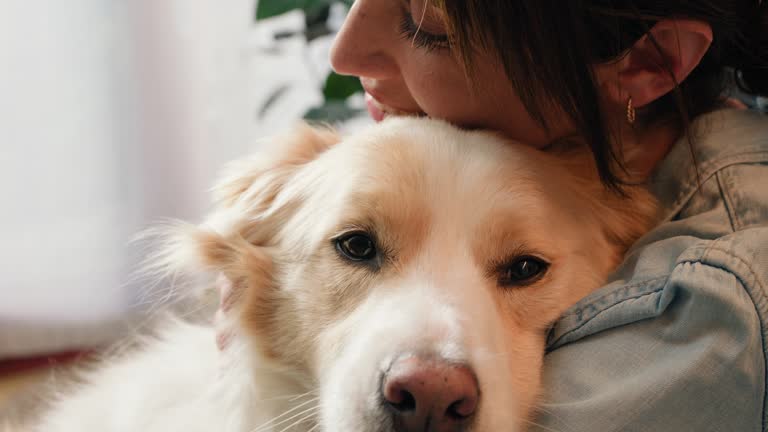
[256,0,364,122]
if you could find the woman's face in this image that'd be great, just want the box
[330,0,570,147]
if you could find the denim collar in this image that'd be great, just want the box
[650,108,768,221]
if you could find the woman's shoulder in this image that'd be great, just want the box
[547,224,768,346]
[541,157,768,430]
[548,108,768,349]
[651,108,768,232]
[540,226,768,432]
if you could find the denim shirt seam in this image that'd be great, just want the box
[549,276,670,349]
[715,170,740,232]
[557,275,670,322]
[553,242,767,429]
[666,150,768,221]
[556,284,667,339]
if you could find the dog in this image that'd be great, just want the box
[25,117,656,432]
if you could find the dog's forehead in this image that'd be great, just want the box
[335,120,565,217]
[320,120,581,256]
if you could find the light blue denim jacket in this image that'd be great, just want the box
[535,109,768,432]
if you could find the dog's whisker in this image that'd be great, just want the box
[531,405,574,432]
[533,405,557,417]
[288,390,318,402]
[250,399,319,432]
[249,399,317,429]
[274,410,319,432]
[518,416,564,432]
[230,391,315,404]
[251,407,319,432]
[174,300,216,320]
[251,390,317,403]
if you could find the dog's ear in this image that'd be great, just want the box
[582,180,658,253]
[552,143,659,253]
[194,229,271,292]
[213,123,339,208]
[198,123,339,284]
[137,222,267,286]
[139,124,338,299]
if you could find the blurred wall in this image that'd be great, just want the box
[0,0,266,357]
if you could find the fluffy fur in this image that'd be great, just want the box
[21,117,657,432]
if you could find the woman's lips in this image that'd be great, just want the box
[364,92,424,123]
[365,92,386,122]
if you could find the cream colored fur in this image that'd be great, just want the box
[23,117,657,432]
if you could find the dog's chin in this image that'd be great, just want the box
[311,295,526,432]
[316,385,520,432]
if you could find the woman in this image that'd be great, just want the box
[328,0,768,430]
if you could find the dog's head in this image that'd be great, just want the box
[169,117,656,431]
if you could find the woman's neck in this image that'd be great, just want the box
[620,121,681,181]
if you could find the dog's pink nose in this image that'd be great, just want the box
[381,355,479,431]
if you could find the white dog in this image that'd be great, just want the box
[23,117,656,432]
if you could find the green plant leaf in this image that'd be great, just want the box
[304,4,332,41]
[256,0,304,20]
[304,101,364,123]
[322,72,363,101]
[304,0,333,18]
[256,0,346,21]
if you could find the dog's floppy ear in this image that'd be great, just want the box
[194,229,272,293]
[138,222,269,290]
[202,122,339,265]
[140,123,339,299]
[185,123,342,355]
[199,123,339,281]
[213,123,339,208]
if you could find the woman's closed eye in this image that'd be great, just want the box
[398,1,450,52]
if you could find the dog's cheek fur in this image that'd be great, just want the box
[188,123,345,368]
[194,231,337,376]
[191,229,288,362]
[273,249,400,378]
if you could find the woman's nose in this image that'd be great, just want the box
[330,0,400,80]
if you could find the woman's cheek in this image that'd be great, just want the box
[408,64,476,119]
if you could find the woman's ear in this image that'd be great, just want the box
[595,19,713,108]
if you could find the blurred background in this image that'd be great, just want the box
[0,0,369,361]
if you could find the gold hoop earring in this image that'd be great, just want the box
[626,96,636,125]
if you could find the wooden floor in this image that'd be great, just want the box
[0,352,87,426]
[0,368,49,408]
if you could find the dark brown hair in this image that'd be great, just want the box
[434,0,768,190]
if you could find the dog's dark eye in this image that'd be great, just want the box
[499,256,548,286]
[336,233,377,261]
